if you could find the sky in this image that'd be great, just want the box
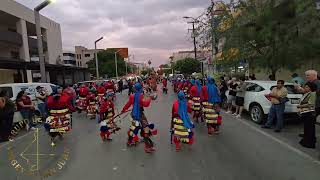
[15,0,212,67]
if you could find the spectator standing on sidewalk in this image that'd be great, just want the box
[226,77,238,114]
[297,82,317,149]
[35,86,48,120]
[16,90,36,131]
[262,80,288,132]
[290,73,305,86]
[0,91,15,142]
[219,76,228,107]
[295,70,320,116]
[233,77,246,118]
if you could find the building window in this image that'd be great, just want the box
[85,54,90,57]
[79,54,82,59]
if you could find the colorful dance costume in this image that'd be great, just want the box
[77,85,89,112]
[201,77,222,134]
[190,80,202,122]
[171,91,195,151]
[99,94,120,141]
[86,92,96,119]
[121,83,157,153]
[96,85,106,106]
[45,86,75,141]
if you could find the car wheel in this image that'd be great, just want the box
[250,104,264,124]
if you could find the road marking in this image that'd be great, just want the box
[232,114,320,166]
[0,129,42,149]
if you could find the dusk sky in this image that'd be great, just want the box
[15,0,212,67]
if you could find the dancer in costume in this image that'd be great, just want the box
[77,84,89,112]
[190,80,202,123]
[45,86,75,144]
[162,77,168,94]
[99,92,120,141]
[121,83,157,153]
[86,91,96,119]
[201,77,222,134]
[171,91,195,151]
[183,80,190,97]
[96,83,106,106]
[105,80,116,100]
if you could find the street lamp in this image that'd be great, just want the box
[34,0,55,83]
[114,49,121,80]
[94,36,105,79]
[126,54,133,75]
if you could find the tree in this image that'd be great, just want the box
[220,0,320,78]
[87,49,127,78]
[173,58,201,75]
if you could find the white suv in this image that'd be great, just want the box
[242,81,303,123]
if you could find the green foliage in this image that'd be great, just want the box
[218,0,320,77]
[173,58,201,75]
[87,49,126,78]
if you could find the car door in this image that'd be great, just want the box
[244,83,266,111]
[244,82,256,111]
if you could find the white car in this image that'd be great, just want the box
[241,81,303,123]
[0,83,56,123]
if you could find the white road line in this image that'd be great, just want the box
[230,114,320,166]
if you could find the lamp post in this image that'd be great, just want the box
[126,54,133,75]
[94,36,104,79]
[34,0,55,83]
[114,49,121,80]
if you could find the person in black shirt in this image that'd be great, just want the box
[226,78,238,114]
[118,79,123,94]
[219,76,228,107]
[0,91,15,142]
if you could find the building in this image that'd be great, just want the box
[62,51,76,66]
[0,0,89,85]
[75,46,103,68]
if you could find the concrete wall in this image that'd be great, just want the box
[0,0,63,65]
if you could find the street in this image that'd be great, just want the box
[1,87,320,180]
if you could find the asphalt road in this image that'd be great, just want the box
[1,86,320,180]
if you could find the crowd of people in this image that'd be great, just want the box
[0,69,319,152]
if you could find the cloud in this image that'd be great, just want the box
[15,0,211,67]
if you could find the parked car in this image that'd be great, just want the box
[0,83,56,123]
[237,81,303,124]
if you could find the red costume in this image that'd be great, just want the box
[46,92,75,141]
[121,88,157,153]
[77,86,89,111]
[96,86,106,105]
[189,85,202,122]
[171,97,194,151]
[99,99,119,141]
[86,92,96,119]
[162,79,167,88]
[201,86,222,134]
[79,86,89,97]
